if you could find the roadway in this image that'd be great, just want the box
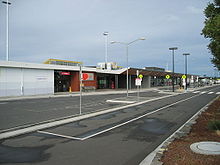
[0,89,170,132]
[0,85,220,165]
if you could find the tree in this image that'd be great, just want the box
[202,0,220,69]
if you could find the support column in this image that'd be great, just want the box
[115,75,118,89]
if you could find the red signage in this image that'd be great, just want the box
[60,72,70,75]
[83,73,89,80]
[82,73,94,81]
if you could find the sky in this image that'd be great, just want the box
[0,0,217,76]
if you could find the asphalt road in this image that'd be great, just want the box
[0,85,220,165]
[0,90,169,132]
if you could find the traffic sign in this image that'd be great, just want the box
[135,78,142,86]
[166,75,170,79]
[182,75,186,79]
[138,74,143,79]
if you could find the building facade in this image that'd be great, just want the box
[0,60,200,97]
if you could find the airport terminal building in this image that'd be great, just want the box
[0,59,199,97]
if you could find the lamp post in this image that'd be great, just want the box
[111,37,146,97]
[183,53,190,90]
[169,47,178,92]
[2,0,11,61]
[103,32,109,69]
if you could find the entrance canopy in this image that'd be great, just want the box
[121,68,197,78]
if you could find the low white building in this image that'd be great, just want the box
[0,61,54,97]
[0,60,126,97]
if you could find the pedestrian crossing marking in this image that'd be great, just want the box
[192,91,220,95]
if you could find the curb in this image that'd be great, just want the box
[0,88,157,102]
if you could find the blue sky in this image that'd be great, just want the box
[0,0,216,76]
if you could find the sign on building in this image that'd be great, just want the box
[82,73,94,81]
[60,72,70,75]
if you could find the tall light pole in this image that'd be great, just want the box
[183,53,190,90]
[2,0,11,61]
[111,37,146,97]
[103,32,108,69]
[169,47,178,92]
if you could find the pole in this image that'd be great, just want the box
[79,65,82,115]
[126,45,129,97]
[111,38,145,97]
[103,32,108,69]
[172,50,175,92]
[105,34,108,65]
[137,86,140,101]
[186,56,188,90]
[185,55,188,90]
[136,70,138,101]
[183,53,190,91]
[6,0,9,61]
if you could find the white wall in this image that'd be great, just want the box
[0,67,54,97]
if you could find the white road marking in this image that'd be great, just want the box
[216,92,220,95]
[208,92,214,94]
[201,91,207,94]
[38,93,205,141]
[106,100,136,104]
[193,91,200,94]
[38,131,83,140]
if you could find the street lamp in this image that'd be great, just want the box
[183,53,190,90]
[103,32,109,69]
[111,37,146,97]
[2,0,11,61]
[169,47,178,92]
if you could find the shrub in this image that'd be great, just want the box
[208,120,220,131]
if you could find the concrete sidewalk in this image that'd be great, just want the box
[0,88,156,101]
[0,86,185,101]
